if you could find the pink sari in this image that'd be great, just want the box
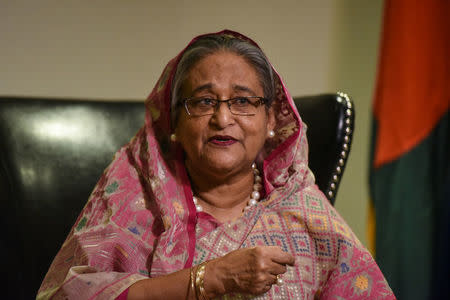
[38,30,395,300]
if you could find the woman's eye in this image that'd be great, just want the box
[194,98,216,107]
[234,97,250,105]
[199,98,215,105]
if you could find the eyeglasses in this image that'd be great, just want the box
[182,96,267,117]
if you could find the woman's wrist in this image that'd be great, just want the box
[202,259,226,299]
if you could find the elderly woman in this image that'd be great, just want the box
[38,30,394,299]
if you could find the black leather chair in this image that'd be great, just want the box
[0,93,354,299]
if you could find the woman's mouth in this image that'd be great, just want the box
[208,135,237,146]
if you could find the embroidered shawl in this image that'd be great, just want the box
[37,30,395,300]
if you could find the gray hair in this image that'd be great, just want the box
[171,34,275,126]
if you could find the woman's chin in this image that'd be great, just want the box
[189,156,249,178]
[208,163,238,174]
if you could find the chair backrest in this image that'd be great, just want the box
[295,92,354,203]
[0,93,354,299]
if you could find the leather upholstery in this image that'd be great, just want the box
[297,93,354,202]
[0,93,354,298]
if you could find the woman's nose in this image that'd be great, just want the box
[210,101,235,127]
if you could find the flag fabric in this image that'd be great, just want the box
[369,0,450,299]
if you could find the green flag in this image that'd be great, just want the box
[369,0,450,299]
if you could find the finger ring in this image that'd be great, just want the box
[276,274,283,286]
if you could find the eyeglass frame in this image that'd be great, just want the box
[181,96,268,117]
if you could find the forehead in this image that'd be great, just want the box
[182,51,263,96]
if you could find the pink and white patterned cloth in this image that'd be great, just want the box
[38,30,395,300]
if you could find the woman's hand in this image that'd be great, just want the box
[204,246,295,298]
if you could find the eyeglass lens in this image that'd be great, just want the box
[185,97,264,116]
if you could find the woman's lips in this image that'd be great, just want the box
[208,135,237,146]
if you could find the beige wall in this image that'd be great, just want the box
[0,0,384,246]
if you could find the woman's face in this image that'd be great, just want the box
[175,51,275,177]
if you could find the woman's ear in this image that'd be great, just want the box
[267,107,276,135]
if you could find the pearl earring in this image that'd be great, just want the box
[170,133,177,142]
[268,130,275,138]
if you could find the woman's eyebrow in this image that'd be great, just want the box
[191,83,213,95]
[233,85,256,95]
[190,84,256,96]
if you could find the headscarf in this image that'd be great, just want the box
[38,30,394,300]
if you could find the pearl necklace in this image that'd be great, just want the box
[193,163,262,213]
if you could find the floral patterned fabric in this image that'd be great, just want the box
[37,30,395,300]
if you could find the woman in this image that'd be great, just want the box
[38,30,394,299]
